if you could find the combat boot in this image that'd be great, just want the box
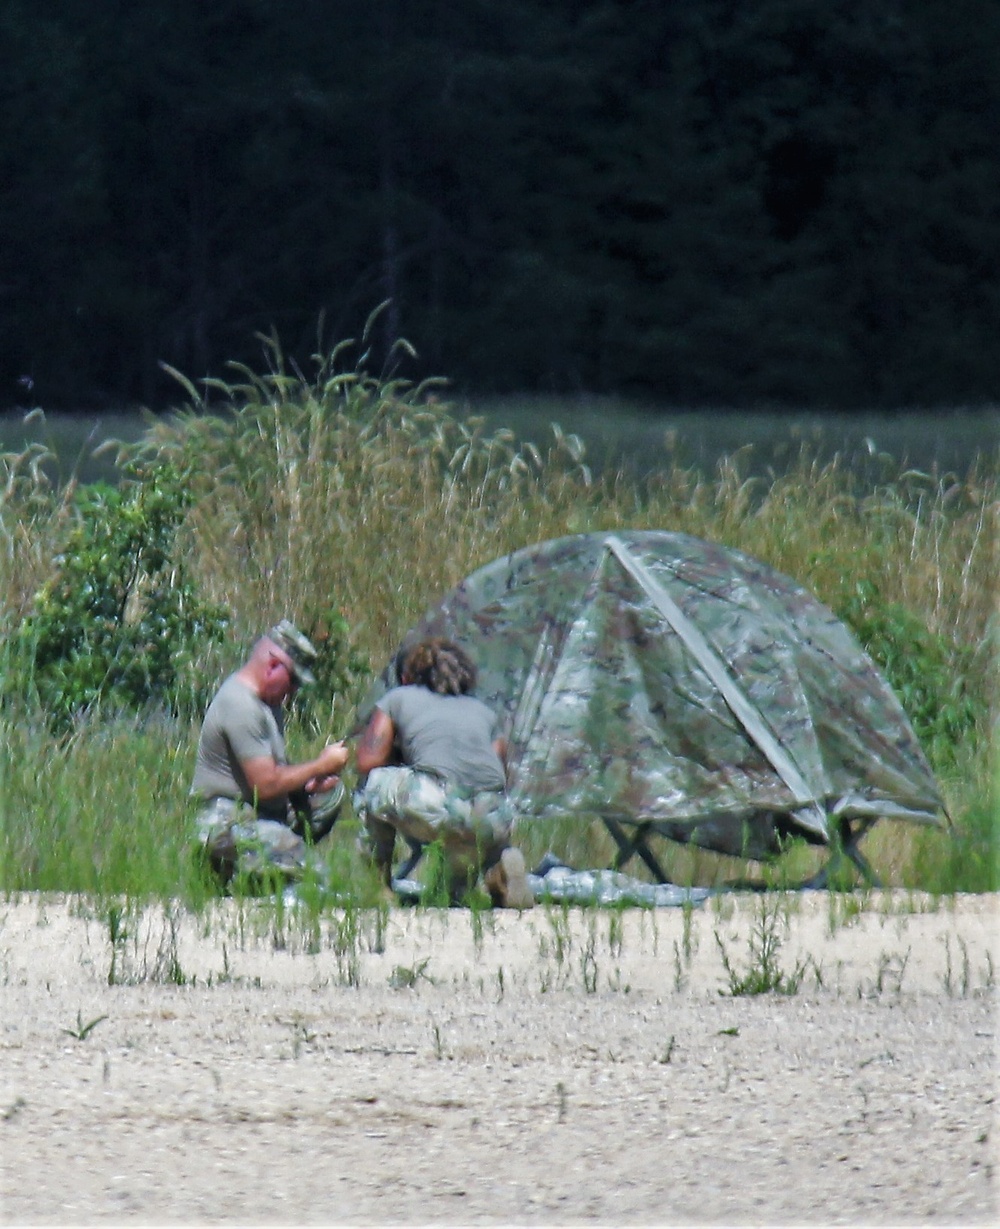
[483,847,534,909]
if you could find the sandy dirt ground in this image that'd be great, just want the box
[0,890,997,1227]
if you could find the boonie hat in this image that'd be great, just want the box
[268,619,318,685]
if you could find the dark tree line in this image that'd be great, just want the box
[3,0,998,411]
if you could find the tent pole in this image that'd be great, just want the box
[603,535,829,841]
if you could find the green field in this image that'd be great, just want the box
[464,397,1000,481]
[2,400,997,487]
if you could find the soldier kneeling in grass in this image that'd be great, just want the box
[190,620,349,886]
[354,638,534,908]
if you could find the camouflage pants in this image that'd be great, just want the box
[194,785,344,885]
[354,766,515,890]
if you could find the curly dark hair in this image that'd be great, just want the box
[402,638,477,696]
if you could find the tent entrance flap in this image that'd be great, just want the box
[603,534,829,842]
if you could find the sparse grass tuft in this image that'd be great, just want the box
[715,896,807,996]
[62,1009,109,1041]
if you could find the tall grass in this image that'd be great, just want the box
[0,705,206,898]
[1,322,997,898]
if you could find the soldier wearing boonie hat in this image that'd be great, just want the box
[267,619,318,686]
[190,619,350,886]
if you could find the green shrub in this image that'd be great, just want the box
[5,463,229,726]
[835,579,981,762]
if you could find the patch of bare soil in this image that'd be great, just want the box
[0,891,997,1226]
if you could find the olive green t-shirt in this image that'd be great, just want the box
[377,685,506,793]
[190,674,289,817]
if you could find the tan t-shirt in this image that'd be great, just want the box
[190,675,288,817]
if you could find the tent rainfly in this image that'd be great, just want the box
[356,531,947,887]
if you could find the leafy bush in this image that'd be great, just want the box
[835,579,982,762]
[6,463,229,725]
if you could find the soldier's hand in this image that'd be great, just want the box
[319,740,349,774]
[307,773,340,794]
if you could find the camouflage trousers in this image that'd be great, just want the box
[194,783,344,885]
[354,766,515,891]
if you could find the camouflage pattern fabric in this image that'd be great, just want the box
[194,790,343,884]
[354,767,515,885]
[528,863,711,908]
[355,531,945,861]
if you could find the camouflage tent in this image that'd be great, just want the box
[357,531,946,885]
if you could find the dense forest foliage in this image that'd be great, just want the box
[3,0,998,411]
